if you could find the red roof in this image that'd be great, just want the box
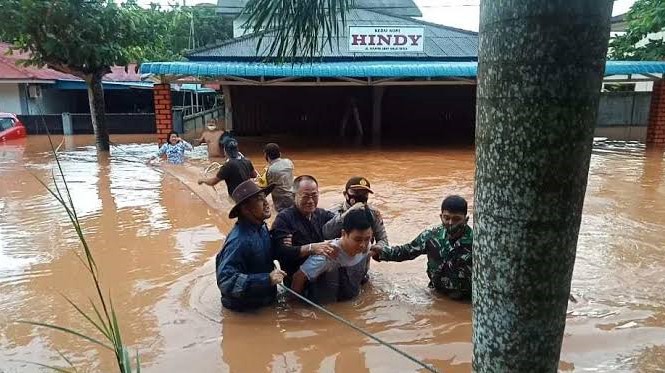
[0,42,142,82]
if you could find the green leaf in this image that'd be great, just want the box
[16,320,114,351]
[9,359,73,373]
[61,294,112,342]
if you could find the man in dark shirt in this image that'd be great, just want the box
[198,139,257,195]
[271,175,338,279]
[216,179,286,311]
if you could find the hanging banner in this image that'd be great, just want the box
[348,26,425,53]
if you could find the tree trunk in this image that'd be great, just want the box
[86,74,110,151]
[472,1,613,372]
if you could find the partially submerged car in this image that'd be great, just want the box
[0,113,27,142]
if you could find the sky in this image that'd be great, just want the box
[133,0,636,32]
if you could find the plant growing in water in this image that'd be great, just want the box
[17,133,140,372]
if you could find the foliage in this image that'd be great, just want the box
[0,1,232,68]
[610,0,665,60]
[0,0,155,78]
[241,0,352,61]
[17,132,140,372]
[137,3,233,62]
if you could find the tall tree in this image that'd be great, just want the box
[243,0,614,372]
[0,0,159,151]
[610,0,665,60]
[473,1,612,371]
[139,3,234,62]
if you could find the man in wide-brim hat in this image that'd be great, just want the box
[215,179,287,311]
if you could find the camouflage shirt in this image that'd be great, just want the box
[379,224,473,296]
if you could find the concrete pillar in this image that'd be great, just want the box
[153,83,173,145]
[222,85,233,131]
[646,80,665,147]
[371,86,385,145]
[61,112,73,135]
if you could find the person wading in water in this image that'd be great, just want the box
[194,121,225,158]
[215,180,286,311]
[198,139,257,196]
[291,208,373,304]
[147,131,193,165]
[370,195,473,300]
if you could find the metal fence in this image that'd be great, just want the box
[597,91,651,128]
[19,113,155,135]
[182,107,224,136]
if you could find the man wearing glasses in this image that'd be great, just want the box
[271,175,338,282]
[370,195,473,300]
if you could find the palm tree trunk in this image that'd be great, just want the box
[86,73,110,151]
[473,1,613,372]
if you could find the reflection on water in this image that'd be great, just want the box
[0,135,664,372]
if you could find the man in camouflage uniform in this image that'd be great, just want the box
[370,195,472,299]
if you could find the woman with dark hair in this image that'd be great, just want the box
[148,131,193,165]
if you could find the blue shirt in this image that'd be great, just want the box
[299,238,368,304]
[216,220,276,311]
[157,141,193,164]
[300,239,367,280]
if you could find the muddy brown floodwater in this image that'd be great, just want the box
[1,135,664,372]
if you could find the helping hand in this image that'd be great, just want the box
[269,268,287,286]
[311,242,338,259]
[369,244,383,261]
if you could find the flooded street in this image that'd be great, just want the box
[1,135,664,372]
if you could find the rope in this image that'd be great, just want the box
[100,141,438,372]
[108,141,164,174]
[203,162,222,176]
[273,262,439,373]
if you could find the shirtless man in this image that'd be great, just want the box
[195,121,225,158]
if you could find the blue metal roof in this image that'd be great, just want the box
[54,80,216,93]
[55,80,153,90]
[140,60,665,79]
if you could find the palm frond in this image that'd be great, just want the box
[241,0,352,62]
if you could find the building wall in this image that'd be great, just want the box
[0,84,22,114]
[25,84,75,114]
[232,15,251,38]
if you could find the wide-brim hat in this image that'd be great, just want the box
[229,180,275,219]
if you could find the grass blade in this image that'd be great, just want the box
[62,294,112,342]
[55,348,79,373]
[16,320,114,351]
[9,359,73,373]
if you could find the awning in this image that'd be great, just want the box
[54,80,216,92]
[139,60,665,79]
[55,80,154,90]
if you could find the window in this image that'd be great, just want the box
[0,118,15,131]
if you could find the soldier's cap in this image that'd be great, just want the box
[345,176,373,193]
